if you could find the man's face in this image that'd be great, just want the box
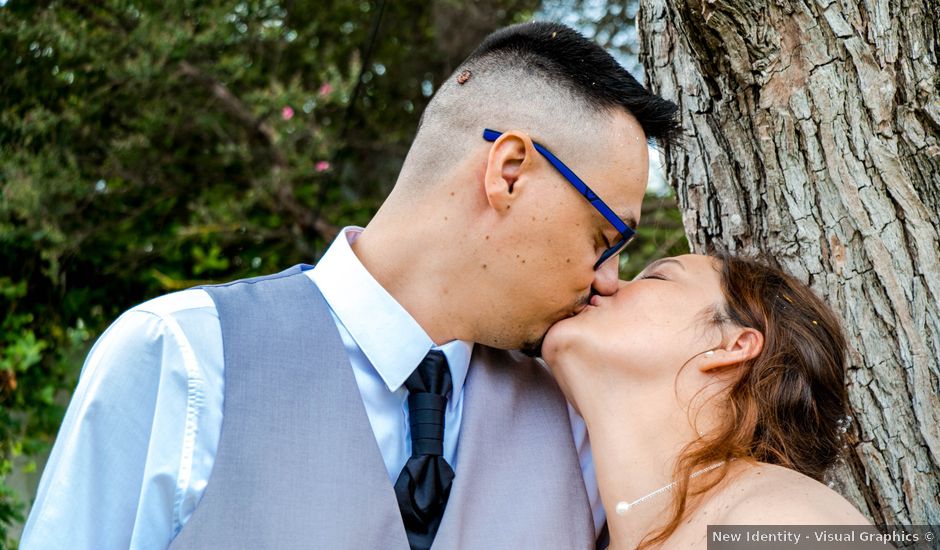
[482,112,650,354]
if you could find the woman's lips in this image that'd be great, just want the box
[589,294,601,306]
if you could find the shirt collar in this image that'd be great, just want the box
[310,227,472,394]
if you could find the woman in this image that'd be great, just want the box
[542,253,869,549]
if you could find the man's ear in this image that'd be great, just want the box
[699,327,764,373]
[483,131,537,212]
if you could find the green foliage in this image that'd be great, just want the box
[620,194,689,279]
[0,0,683,544]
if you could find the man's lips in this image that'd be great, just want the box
[569,295,598,317]
[589,294,601,306]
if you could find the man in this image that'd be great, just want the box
[22,22,678,550]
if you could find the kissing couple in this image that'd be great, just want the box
[23,21,869,550]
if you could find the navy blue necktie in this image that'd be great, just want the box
[394,350,454,550]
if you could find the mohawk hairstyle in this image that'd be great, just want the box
[462,22,680,146]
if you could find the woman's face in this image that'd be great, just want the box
[542,254,726,387]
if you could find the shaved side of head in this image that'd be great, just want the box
[391,22,679,199]
[398,63,599,195]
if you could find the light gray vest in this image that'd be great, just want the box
[168,265,595,549]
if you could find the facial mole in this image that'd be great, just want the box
[482,264,487,269]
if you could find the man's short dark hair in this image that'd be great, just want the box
[464,22,680,146]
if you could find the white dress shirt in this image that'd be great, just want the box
[21,227,603,549]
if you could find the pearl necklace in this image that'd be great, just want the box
[615,461,726,515]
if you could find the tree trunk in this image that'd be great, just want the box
[638,0,940,524]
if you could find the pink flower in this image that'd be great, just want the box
[281,106,294,120]
[315,160,331,172]
[318,83,333,96]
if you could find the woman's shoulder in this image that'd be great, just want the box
[715,462,870,525]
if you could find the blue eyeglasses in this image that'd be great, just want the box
[483,128,636,270]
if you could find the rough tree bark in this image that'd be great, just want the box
[638,0,940,524]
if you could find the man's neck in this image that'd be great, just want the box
[351,218,475,346]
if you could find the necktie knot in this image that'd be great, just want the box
[404,350,451,458]
[404,349,452,396]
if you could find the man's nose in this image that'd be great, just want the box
[592,257,620,296]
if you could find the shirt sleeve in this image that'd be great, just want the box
[20,293,223,550]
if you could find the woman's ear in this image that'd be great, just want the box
[699,327,764,372]
[483,131,536,212]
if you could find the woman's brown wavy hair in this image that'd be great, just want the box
[637,254,849,549]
